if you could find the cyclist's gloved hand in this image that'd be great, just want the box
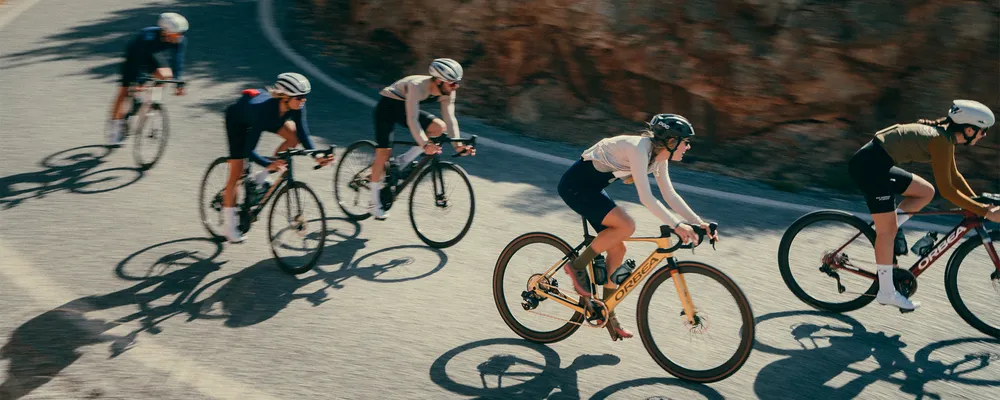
[699,222,719,243]
[674,223,698,245]
[266,159,287,172]
[423,142,442,155]
[986,206,1000,223]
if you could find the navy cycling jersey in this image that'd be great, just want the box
[127,27,187,84]
[228,89,317,167]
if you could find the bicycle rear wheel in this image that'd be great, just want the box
[945,230,1000,338]
[133,103,169,170]
[636,261,755,383]
[408,161,475,248]
[493,232,584,343]
[198,157,233,241]
[268,181,327,274]
[778,210,878,312]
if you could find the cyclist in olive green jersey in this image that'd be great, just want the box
[848,99,1000,312]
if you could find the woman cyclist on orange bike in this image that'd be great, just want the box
[848,99,999,312]
[558,113,718,340]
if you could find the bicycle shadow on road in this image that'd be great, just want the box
[0,145,144,210]
[752,310,1000,400]
[186,218,448,327]
[0,237,226,400]
[428,337,723,399]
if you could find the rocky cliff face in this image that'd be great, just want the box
[300,0,999,193]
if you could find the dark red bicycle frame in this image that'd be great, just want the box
[826,209,1000,280]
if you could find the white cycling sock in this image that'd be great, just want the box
[370,180,383,204]
[896,209,911,228]
[877,264,895,295]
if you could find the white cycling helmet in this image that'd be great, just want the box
[949,99,994,129]
[429,58,463,83]
[272,72,311,96]
[158,12,189,34]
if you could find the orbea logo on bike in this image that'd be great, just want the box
[917,226,967,272]
[614,258,656,302]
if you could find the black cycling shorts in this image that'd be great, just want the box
[224,105,251,160]
[848,140,913,214]
[558,159,618,233]
[373,96,437,148]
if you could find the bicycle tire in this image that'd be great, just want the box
[408,161,475,248]
[133,103,169,170]
[198,157,231,242]
[493,232,584,343]
[635,261,755,383]
[944,230,1000,338]
[333,140,377,221]
[777,210,878,312]
[267,181,327,275]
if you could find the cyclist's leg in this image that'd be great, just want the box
[849,141,919,310]
[896,171,934,217]
[558,159,632,296]
[108,55,138,143]
[370,99,398,217]
[599,223,635,340]
[397,111,442,166]
[222,109,249,243]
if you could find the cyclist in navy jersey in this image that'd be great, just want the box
[106,13,189,144]
[220,72,334,243]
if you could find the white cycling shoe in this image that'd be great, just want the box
[369,202,389,220]
[106,119,125,145]
[222,208,246,244]
[876,290,920,312]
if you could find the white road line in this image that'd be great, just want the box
[256,0,957,234]
[0,239,280,400]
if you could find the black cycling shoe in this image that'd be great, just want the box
[894,229,908,256]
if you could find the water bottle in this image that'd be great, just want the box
[610,259,637,285]
[911,231,939,257]
[592,255,607,285]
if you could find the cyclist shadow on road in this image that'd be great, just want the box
[0,237,226,400]
[753,310,1000,400]
[0,145,144,210]
[185,218,448,328]
[429,337,724,399]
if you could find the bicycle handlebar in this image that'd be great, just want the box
[973,193,1000,207]
[659,222,719,253]
[275,145,337,169]
[428,135,478,157]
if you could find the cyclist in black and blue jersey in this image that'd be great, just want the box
[106,12,189,144]
[220,73,335,243]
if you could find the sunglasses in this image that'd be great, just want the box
[445,80,461,87]
[291,95,307,100]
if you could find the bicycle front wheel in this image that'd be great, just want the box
[778,210,878,312]
[333,140,377,221]
[945,230,1000,338]
[493,232,585,343]
[133,103,169,170]
[408,161,475,248]
[636,261,755,383]
[267,181,327,274]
